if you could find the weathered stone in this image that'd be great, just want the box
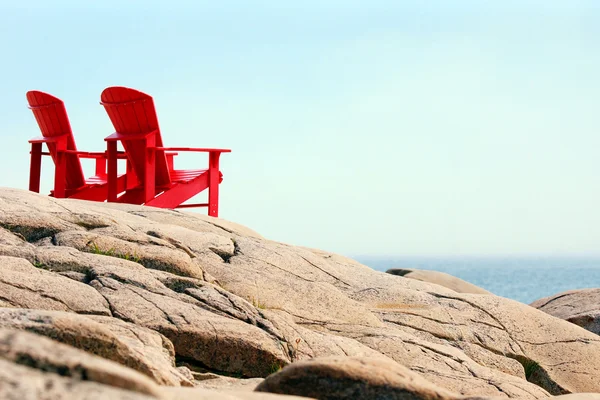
[164,387,311,400]
[200,235,384,328]
[95,203,264,240]
[0,358,155,400]
[0,308,191,386]
[0,328,162,397]
[34,244,150,276]
[256,356,465,399]
[387,268,492,294]
[54,230,205,279]
[349,283,600,396]
[0,196,81,242]
[86,263,290,377]
[198,236,551,397]
[0,256,110,315]
[193,375,264,391]
[260,309,387,362]
[2,188,600,399]
[0,227,37,261]
[531,289,600,335]
[319,323,548,398]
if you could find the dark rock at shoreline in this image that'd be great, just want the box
[531,288,600,335]
[386,268,492,294]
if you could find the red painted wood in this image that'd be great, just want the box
[208,152,221,217]
[175,203,209,209]
[26,88,230,215]
[100,87,171,187]
[145,172,209,209]
[143,134,156,203]
[107,140,118,202]
[154,147,231,153]
[100,86,230,215]
[29,143,42,193]
[68,175,127,201]
[26,91,86,191]
[26,90,128,202]
[53,136,67,198]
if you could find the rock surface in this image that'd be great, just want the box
[255,356,463,399]
[387,268,492,294]
[532,289,600,335]
[164,387,312,400]
[0,188,599,399]
[0,308,192,386]
[0,358,154,400]
[0,328,162,397]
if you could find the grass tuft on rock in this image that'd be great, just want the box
[89,242,142,264]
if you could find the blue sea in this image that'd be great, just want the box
[356,256,600,304]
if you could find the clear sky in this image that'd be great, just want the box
[1,1,599,257]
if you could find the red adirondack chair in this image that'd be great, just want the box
[100,86,230,216]
[26,91,126,200]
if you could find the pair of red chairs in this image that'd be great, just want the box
[27,87,230,217]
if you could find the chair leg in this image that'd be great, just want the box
[143,135,156,204]
[107,141,118,202]
[208,152,221,217]
[29,143,42,193]
[53,140,67,198]
[126,159,137,190]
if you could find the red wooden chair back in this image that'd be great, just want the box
[99,87,171,188]
[26,91,86,191]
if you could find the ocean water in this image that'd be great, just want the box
[356,256,600,304]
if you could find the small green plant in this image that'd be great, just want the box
[90,242,111,255]
[32,261,47,269]
[119,252,141,263]
[89,242,141,264]
[250,296,266,309]
[269,363,282,374]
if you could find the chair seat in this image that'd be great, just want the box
[85,175,109,185]
[170,169,208,183]
[86,173,126,186]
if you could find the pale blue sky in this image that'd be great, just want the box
[1,1,599,256]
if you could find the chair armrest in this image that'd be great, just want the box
[104,130,159,141]
[60,150,128,159]
[61,150,105,158]
[153,147,231,153]
[28,134,69,144]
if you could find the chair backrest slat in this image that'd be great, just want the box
[26,91,86,190]
[100,87,171,187]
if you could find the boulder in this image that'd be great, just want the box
[0,328,162,397]
[191,374,263,391]
[1,189,600,398]
[531,289,600,335]
[255,356,464,400]
[386,268,491,294]
[0,256,110,315]
[0,308,192,386]
[86,262,290,377]
[163,387,311,400]
[0,355,303,400]
[0,358,155,400]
